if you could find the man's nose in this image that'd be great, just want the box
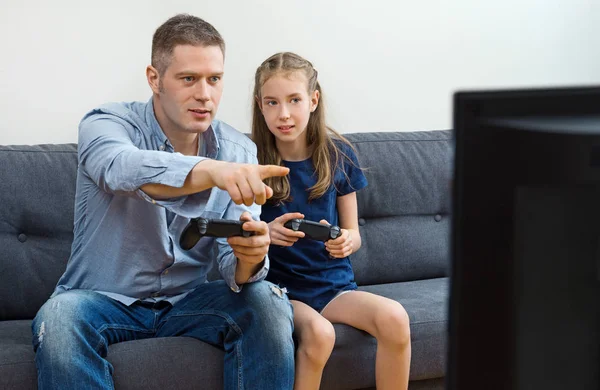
[194,80,210,102]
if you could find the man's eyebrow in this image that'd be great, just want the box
[174,71,224,77]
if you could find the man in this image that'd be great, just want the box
[32,14,295,389]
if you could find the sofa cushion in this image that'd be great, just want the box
[0,320,36,390]
[0,144,78,321]
[345,131,453,285]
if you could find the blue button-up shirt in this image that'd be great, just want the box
[53,98,268,306]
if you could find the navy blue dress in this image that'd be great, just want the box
[261,142,368,312]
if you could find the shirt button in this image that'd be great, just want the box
[159,145,165,151]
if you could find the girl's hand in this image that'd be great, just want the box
[321,219,353,258]
[268,212,306,246]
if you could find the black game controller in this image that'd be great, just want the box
[284,219,342,241]
[180,218,254,250]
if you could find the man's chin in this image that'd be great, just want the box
[187,122,212,133]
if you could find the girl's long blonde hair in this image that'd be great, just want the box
[252,52,357,204]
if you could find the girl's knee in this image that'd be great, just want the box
[374,302,411,346]
[307,317,335,346]
[298,317,335,366]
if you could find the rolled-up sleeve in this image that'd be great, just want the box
[79,115,210,216]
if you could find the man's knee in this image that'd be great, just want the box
[241,281,293,335]
[243,281,292,314]
[36,290,98,322]
[33,291,101,352]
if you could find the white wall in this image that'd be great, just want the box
[1,0,599,145]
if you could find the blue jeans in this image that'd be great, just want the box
[32,281,295,390]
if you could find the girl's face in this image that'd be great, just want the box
[259,72,319,146]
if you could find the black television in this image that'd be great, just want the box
[448,86,600,390]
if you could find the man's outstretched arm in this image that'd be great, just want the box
[141,159,288,206]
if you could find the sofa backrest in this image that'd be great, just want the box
[346,131,453,286]
[0,144,78,321]
[0,131,453,321]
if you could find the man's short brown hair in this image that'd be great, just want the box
[151,14,225,75]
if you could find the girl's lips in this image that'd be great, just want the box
[278,125,295,132]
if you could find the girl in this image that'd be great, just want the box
[252,52,411,390]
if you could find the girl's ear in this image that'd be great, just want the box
[310,90,320,113]
[255,95,263,111]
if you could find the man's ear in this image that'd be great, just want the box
[146,65,160,94]
[310,90,320,112]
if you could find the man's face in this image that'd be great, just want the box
[150,44,224,136]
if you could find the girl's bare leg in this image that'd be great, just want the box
[291,300,336,390]
[321,291,411,390]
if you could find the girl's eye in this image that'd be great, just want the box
[291,98,301,103]
[267,101,277,106]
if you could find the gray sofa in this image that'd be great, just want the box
[0,130,452,390]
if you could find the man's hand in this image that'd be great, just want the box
[228,212,271,284]
[206,160,289,206]
[321,219,354,258]
[268,212,306,246]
